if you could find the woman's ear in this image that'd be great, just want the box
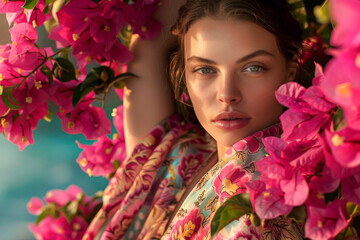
[286,58,298,82]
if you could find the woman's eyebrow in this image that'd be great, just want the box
[236,50,275,63]
[186,50,275,64]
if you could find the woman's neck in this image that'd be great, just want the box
[217,142,230,161]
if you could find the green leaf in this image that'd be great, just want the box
[113,159,121,170]
[333,108,346,131]
[113,72,137,89]
[287,205,307,223]
[22,0,40,9]
[52,57,76,82]
[211,193,253,238]
[119,24,133,47]
[40,65,53,85]
[35,207,51,224]
[72,84,95,108]
[250,213,261,227]
[287,0,308,32]
[1,91,23,110]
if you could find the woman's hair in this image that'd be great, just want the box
[169,0,304,121]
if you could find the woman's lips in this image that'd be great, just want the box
[212,112,251,130]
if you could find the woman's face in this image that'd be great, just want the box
[184,17,295,155]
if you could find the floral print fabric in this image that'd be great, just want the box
[83,115,215,240]
[84,115,304,240]
[162,123,305,240]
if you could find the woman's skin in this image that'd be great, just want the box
[184,17,297,158]
[124,0,186,154]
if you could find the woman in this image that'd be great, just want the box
[84,0,304,239]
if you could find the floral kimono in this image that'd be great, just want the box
[83,115,303,240]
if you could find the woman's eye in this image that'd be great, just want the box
[243,65,264,73]
[195,67,215,74]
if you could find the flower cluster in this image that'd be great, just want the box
[27,185,102,240]
[0,0,160,151]
[244,0,360,239]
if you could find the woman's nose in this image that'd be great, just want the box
[217,74,241,104]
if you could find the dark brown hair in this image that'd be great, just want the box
[169,0,303,121]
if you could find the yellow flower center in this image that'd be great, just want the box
[317,220,323,228]
[332,134,345,147]
[356,53,360,68]
[73,223,82,231]
[87,168,93,177]
[335,82,352,97]
[72,33,80,41]
[111,108,117,117]
[21,136,27,144]
[79,158,88,167]
[84,17,88,22]
[0,118,8,128]
[68,121,75,129]
[46,191,53,198]
[316,192,325,200]
[104,25,111,32]
[0,73,4,81]
[85,56,92,62]
[35,81,42,90]
[32,20,37,28]
[25,97,32,104]
[263,192,270,198]
[105,147,112,154]
[141,26,147,32]
[56,227,64,234]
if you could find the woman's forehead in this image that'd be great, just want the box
[184,17,282,61]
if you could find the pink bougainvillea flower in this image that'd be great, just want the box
[321,49,360,130]
[27,197,43,215]
[44,185,83,207]
[113,105,125,140]
[29,214,88,240]
[254,188,293,219]
[76,135,125,177]
[1,0,50,26]
[341,172,360,205]
[330,0,360,48]
[9,23,38,45]
[324,127,360,168]
[77,106,112,140]
[309,165,340,194]
[300,34,328,65]
[305,199,349,240]
[282,138,324,175]
[4,114,34,151]
[280,170,309,206]
[276,78,335,141]
[8,45,45,71]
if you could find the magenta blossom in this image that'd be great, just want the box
[330,0,360,49]
[324,127,360,168]
[27,197,43,215]
[76,135,126,177]
[276,64,336,141]
[29,214,88,240]
[305,199,349,240]
[321,49,360,130]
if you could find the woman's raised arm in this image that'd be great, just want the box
[124,0,186,154]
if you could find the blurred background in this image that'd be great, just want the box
[0,14,110,240]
